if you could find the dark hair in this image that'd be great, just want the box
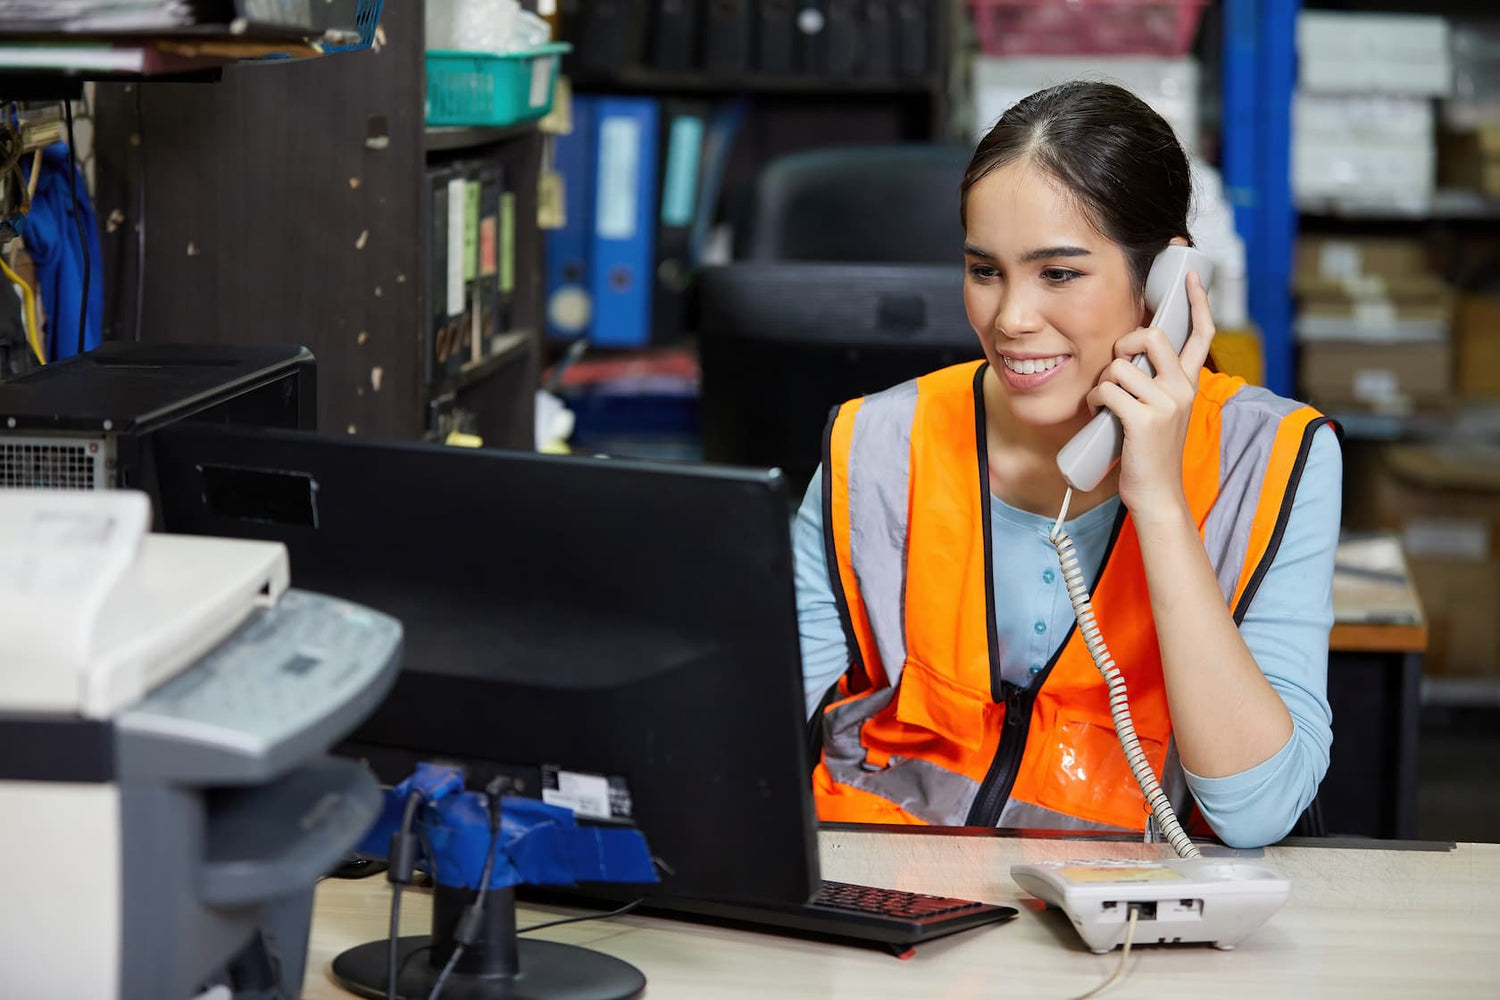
[961,81,1192,295]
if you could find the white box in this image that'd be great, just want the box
[1298,11,1452,97]
[1293,94,1435,213]
[972,56,1200,156]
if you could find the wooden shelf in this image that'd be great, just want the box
[424,122,540,154]
[432,331,533,398]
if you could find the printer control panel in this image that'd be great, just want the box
[117,589,402,784]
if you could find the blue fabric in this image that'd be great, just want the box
[21,144,103,361]
[793,423,1342,847]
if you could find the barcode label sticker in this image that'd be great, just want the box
[540,765,635,823]
[1319,241,1362,280]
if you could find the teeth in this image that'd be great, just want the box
[1003,355,1066,375]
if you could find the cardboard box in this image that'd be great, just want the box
[1299,341,1452,409]
[1298,12,1452,97]
[1408,556,1500,675]
[1437,125,1500,198]
[1363,443,1500,675]
[1293,95,1435,212]
[1455,294,1500,397]
[1295,236,1436,288]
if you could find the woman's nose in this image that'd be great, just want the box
[996,285,1042,337]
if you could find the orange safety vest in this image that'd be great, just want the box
[811,361,1330,831]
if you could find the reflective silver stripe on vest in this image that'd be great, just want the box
[844,379,920,686]
[822,688,981,825]
[1203,385,1306,604]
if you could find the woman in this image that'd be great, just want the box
[793,82,1339,850]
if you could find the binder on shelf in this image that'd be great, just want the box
[825,0,859,77]
[704,0,751,75]
[652,0,700,73]
[546,94,597,341]
[862,0,894,78]
[422,165,465,387]
[461,166,483,364]
[894,0,928,78]
[589,96,660,349]
[653,99,712,344]
[793,0,827,75]
[573,0,646,75]
[756,0,795,75]
[477,162,505,360]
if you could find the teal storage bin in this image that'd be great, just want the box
[425,42,570,128]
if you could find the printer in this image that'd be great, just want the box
[0,488,402,999]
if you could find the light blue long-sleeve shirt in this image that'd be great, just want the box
[794,424,1341,849]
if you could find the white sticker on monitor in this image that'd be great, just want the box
[540,765,634,823]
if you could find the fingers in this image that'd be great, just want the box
[1098,355,1170,408]
[1087,379,1143,420]
[1177,271,1217,378]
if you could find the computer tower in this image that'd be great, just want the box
[0,342,315,498]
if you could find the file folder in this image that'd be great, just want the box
[589,97,660,348]
[652,0,699,72]
[862,0,894,78]
[546,94,597,341]
[894,0,928,78]
[825,0,859,76]
[704,0,751,74]
[653,99,711,344]
[477,162,505,359]
[423,165,465,386]
[756,0,794,75]
[574,0,646,74]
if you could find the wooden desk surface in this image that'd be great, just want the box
[305,829,1500,999]
[1331,535,1427,653]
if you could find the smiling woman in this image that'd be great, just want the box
[792,81,1346,851]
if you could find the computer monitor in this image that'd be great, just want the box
[150,423,819,909]
[696,262,983,500]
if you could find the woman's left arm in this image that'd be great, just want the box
[1090,274,1336,787]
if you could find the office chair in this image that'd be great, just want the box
[700,144,983,497]
[732,143,974,262]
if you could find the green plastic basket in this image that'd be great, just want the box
[425,42,570,128]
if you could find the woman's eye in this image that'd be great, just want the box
[1041,267,1081,283]
[968,264,1000,281]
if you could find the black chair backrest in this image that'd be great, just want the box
[732,144,974,263]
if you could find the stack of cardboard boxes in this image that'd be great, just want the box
[1346,443,1500,676]
[1295,236,1455,412]
[1292,12,1451,215]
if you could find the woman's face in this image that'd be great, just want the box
[962,159,1143,432]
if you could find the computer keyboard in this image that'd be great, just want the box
[522,880,1017,954]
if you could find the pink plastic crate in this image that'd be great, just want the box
[969,0,1209,57]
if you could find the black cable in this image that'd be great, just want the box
[387,791,425,1000]
[517,898,643,934]
[62,100,89,358]
[428,785,507,1000]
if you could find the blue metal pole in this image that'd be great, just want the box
[1222,0,1299,397]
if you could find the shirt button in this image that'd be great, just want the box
[1029,663,1042,676]
[1033,620,1047,635]
[1042,569,1056,584]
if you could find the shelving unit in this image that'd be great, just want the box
[90,1,543,448]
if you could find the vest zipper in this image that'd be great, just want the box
[965,681,1031,826]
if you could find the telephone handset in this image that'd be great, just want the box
[1046,244,1216,860]
[1055,245,1217,493]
